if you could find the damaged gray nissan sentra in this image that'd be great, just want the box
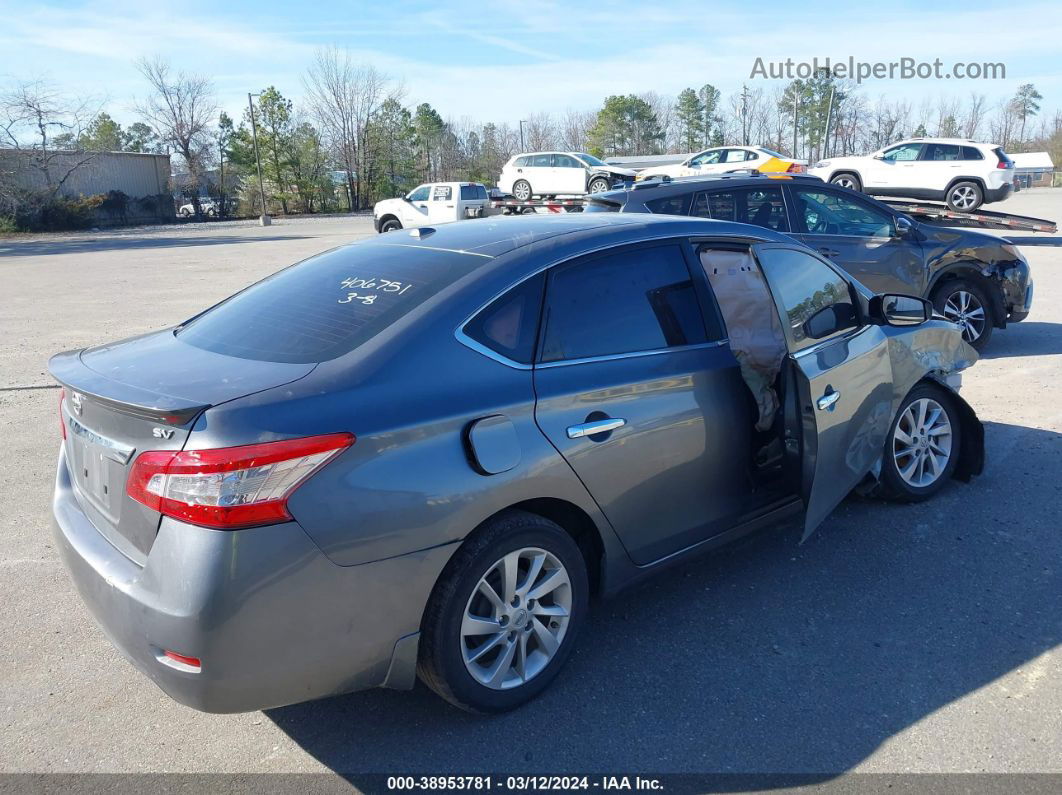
[49,213,983,715]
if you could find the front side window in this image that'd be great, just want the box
[924,143,961,161]
[463,274,545,364]
[407,185,430,202]
[882,143,923,162]
[540,245,711,362]
[689,188,789,232]
[689,149,723,166]
[792,188,893,237]
[756,247,858,350]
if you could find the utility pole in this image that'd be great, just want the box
[519,119,527,151]
[822,87,836,161]
[741,85,749,146]
[248,92,271,227]
[793,95,800,161]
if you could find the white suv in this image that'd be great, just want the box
[497,152,636,200]
[809,138,1014,211]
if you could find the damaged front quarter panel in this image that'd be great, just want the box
[880,321,985,483]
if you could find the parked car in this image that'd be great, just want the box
[586,174,1032,350]
[50,214,983,715]
[373,182,490,232]
[808,138,1015,211]
[497,152,636,200]
[637,145,804,181]
[178,199,220,218]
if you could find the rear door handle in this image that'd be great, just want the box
[567,418,626,439]
[818,247,840,257]
[817,390,841,411]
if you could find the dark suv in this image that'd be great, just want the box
[587,174,1033,350]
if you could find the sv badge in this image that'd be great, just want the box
[152,427,175,439]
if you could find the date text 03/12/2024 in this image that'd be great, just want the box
[386,776,664,791]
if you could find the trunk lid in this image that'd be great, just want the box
[50,330,315,564]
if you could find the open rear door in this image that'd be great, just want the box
[752,243,896,541]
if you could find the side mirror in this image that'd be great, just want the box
[871,294,930,327]
[872,153,885,160]
[894,215,914,237]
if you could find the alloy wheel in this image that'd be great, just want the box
[892,397,953,488]
[834,176,857,189]
[949,185,978,211]
[461,547,572,690]
[942,289,986,343]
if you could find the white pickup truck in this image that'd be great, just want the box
[373,182,490,233]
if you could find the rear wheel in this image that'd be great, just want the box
[947,181,983,212]
[830,172,862,191]
[879,384,961,502]
[512,180,532,201]
[587,176,611,194]
[418,511,589,713]
[932,277,993,350]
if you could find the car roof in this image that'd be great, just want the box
[595,173,823,203]
[365,212,793,261]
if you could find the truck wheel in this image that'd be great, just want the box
[947,181,983,212]
[512,180,532,201]
[380,218,402,233]
[830,173,862,191]
[932,277,993,350]
[417,511,589,713]
[587,176,611,194]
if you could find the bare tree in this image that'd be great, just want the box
[303,46,392,210]
[558,109,593,152]
[135,56,216,209]
[524,112,557,151]
[0,79,101,200]
[963,93,987,140]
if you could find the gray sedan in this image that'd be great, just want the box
[49,214,983,714]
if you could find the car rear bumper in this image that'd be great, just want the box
[984,182,1013,203]
[52,446,455,713]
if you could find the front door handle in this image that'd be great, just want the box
[817,390,841,411]
[818,247,840,257]
[567,418,626,439]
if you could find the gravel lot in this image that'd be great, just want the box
[1,195,1060,780]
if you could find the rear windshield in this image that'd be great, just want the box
[177,244,483,363]
[460,184,488,200]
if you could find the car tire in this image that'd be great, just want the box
[878,383,962,502]
[179,208,191,218]
[380,218,402,233]
[931,277,994,351]
[512,180,532,201]
[946,181,983,212]
[830,172,862,192]
[417,510,589,714]
[587,176,611,194]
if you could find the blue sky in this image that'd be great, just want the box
[2,0,1060,128]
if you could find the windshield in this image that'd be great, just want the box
[574,153,607,167]
[178,243,484,364]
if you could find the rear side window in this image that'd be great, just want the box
[463,274,545,364]
[178,244,483,364]
[532,154,552,167]
[540,245,710,362]
[690,188,789,231]
[924,143,961,161]
[961,146,984,160]
[645,194,691,215]
[432,185,452,201]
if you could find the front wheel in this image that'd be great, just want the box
[379,218,402,233]
[932,278,993,350]
[512,180,532,201]
[947,181,983,212]
[879,384,961,502]
[587,176,611,194]
[417,511,589,713]
[830,172,862,192]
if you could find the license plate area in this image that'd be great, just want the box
[66,414,135,524]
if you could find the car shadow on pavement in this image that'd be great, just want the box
[981,321,1062,359]
[0,234,310,258]
[266,419,1061,781]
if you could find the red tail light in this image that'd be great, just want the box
[58,387,67,441]
[127,433,354,529]
[997,160,1011,169]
